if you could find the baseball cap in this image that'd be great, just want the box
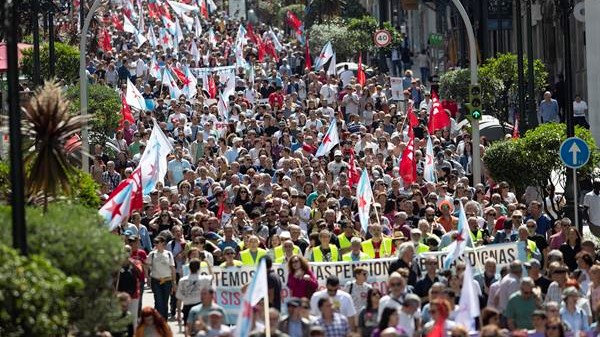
[524,259,541,269]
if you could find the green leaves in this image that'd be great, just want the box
[0,204,126,334]
[21,42,80,83]
[66,84,121,147]
[0,244,83,337]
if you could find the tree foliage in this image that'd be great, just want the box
[483,123,599,196]
[308,18,353,61]
[69,171,102,209]
[0,204,126,334]
[0,244,83,337]
[438,68,504,120]
[66,84,121,147]
[21,42,80,83]
[277,4,305,27]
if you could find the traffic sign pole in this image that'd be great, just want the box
[560,137,591,230]
[573,169,578,228]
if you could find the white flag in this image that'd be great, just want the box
[123,15,138,34]
[168,0,199,16]
[424,136,437,183]
[356,169,374,233]
[163,69,182,99]
[182,67,198,99]
[233,259,268,337]
[137,5,145,32]
[268,28,282,51]
[135,30,148,47]
[456,257,480,331]
[194,15,203,38]
[147,25,158,47]
[326,52,336,75]
[315,121,339,157]
[217,93,229,118]
[125,78,146,111]
[315,41,333,70]
[181,12,194,31]
[174,17,184,43]
[190,40,200,63]
[139,121,174,194]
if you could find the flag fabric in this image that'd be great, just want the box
[149,56,162,80]
[424,136,436,183]
[162,15,177,35]
[125,78,146,111]
[181,12,194,30]
[513,115,520,138]
[99,28,112,52]
[315,121,339,157]
[159,28,174,50]
[208,28,216,47]
[443,201,472,269]
[163,69,182,99]
[217,93,229,118]
[137,4,145,32]
[135,30,148,47]
[190,40,200,63]
[455,257,480,331]
[357,54,366,86]
[174,17,184,44]
[200,0,208,18]
[234,259,268,337]
[100,183,134,230]
[304,35,311,70]
[147,25,158,47]
[399,126,416,186]
[357,170,373,233]
[120,93,136,125]
[112,14,124,31]
[407,103,419,128]
[206,0,217,12]
[246,23,258,44]
[348,149,359,187]
[428,91,451,133]
[267,28,283,51]
[147,2,160,18]
[194,15,203,38]
[168,0,199,16]
[315,41,333,70]
[182,67,198,99]
[286,10,303,34]
[123,15,138,34]
[138,122,174,194]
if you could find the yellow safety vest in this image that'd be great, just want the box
[342,251,371,261]
[338,234,353,251]
[469,230,483,243]
[362,238,393,259]
[525,239,538,259]
[312,244,339,262]
[416,242,430,254]
[240,248,267,266]
[273,245,300,261]
[219,260,244,267]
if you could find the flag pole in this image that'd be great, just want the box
[263,275,271,337]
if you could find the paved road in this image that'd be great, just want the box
[141,287,186,336]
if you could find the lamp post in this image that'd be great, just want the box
[47,0,56,78]
[526,0,537,129]
[555,0,577,228]
[5,0,28,256]
[80,0,103,174]
[32,0,42,86]
[515,0,526,132]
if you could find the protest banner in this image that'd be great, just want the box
[202,242,518,323]
[390,77,403,100]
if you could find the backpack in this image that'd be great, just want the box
[118,264,139,297]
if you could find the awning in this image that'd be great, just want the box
[0,42,33,72]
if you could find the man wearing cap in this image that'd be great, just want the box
[220,246,243,267]
[198,309,231,337]
[361,224,393,259]
[279,298,312,337]
[342,237,370,262]
[409,228,430,254]
[505,277,539,330]
[525,258,551,296]
[240,235,268,266]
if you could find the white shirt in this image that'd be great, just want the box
[310,289,357,318]
[340,70,354,87]
[320,85,338,105]
[573,100,588,117]
[175,273,213,305]
[584,191,600,226]
[497,273,520,311]
[291,205,311,232]
[147,250,175,279]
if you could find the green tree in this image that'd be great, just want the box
[0,244,83,337]
[346,16,378,54]
[66,84,121,147]
[21,42,80,83]
[342,0,368,19]
[0,204,126,334]
[438,68,504,121]
[483,123,599,204]
[308,19,353,61]
[69,171,102,209]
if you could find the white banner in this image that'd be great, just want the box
[390,77,403,101]
[200,242,518,324]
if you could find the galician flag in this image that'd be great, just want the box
[455,256,480,331]
[99,168,143,230]
[138,121,174,194]
[315,41,333,70]
[443,201,473,269]
[234,259,268,337]
[424,136,437,183]
[356,170,374,233]
[123,15,137,34]
[315,121,339,157]
[125,78,146,111]
[168,0,199,16]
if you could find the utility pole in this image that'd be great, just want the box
[526,0,537,128]
[515,0,526,132]
[32,0,42,86]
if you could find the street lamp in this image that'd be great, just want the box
[79,0,104,173]
[555,0,578,228]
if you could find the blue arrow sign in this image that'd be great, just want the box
[560,137,590,169]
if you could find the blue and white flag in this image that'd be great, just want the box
[424,136,437,183]
[234,259,268,337]
[315,121,339,157]
[357,170,374,233]
[443,201,472,269]
[456,256,480,331]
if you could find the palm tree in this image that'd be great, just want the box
[22,81,87,210]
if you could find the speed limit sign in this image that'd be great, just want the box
[373,29,392,47]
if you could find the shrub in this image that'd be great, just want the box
[0,244,83,337]
[21,42,80,83]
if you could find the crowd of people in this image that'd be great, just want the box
[76,1,600,337]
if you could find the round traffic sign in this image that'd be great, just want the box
[560,137,590,169]
[374,30,392,48]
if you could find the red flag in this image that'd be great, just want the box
[120,93,135,126]
[200,0,208,19]
[207,75,216,99]
[256,36,265,62]
[407,103,419,128]
[65,134,81,154]
[99,28,112,52]
[286,11,303,34]
[304,35,311,70]
[357,54,366,87]
[247,23,258,44]
[171,67,187,83]
[264,40,279,62]
[147,2,160,18]
[513,115,520,138]
[426,319,445,337]
[129,167,143,211]
[427,91,451,134]
[112,14,124,31]
[216,201,224,219]
[348,149,359,187]
[399,127,417,186]
[161,3,172,19]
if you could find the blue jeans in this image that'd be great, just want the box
[151,278,173,319]
[420,67,430,85]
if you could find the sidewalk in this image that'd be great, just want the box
[141,287,186,336]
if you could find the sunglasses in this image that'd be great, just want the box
[546,326,560,330]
